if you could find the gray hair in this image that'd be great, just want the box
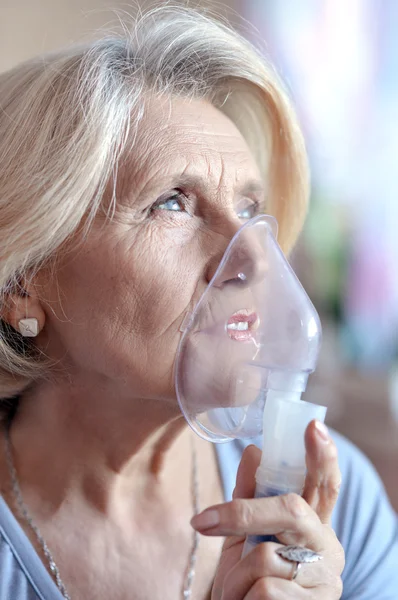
[0,4,309,399]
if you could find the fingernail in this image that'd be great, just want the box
[315,420,330,442]
[191,509,220,530]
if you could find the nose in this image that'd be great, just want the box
[205,218,268,287]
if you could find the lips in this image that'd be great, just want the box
[227,309,259,342]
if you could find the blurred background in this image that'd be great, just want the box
[1,0,397,509]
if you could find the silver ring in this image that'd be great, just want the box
[276,545,323,564]
[276,545,322,582]
[291,561,301,581]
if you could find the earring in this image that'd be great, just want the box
[18,318,39,338]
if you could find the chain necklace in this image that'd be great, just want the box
[4,421,200,600]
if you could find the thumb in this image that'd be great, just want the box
[223,444,262,554]
[233,444,262,500]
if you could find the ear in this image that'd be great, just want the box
[1,276,46,337]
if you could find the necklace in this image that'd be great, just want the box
[4,421,200,600]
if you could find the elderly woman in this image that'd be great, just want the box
[0,5,397,600]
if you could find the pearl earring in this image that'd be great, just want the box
[18,318,39,338]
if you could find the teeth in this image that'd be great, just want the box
[227,321,249,331]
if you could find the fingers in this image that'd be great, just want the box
[241,577,308,600]
[233,445,261,500]
[220,446,262,554]
[220,542,328,600]
[191,492,324,549]
[302,421,342,524]
[242,579,338,600]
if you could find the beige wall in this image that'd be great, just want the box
[0,0,131,72]
[0,0,241,73]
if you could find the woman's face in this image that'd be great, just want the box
[39,97,266,403]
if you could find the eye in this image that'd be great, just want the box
[151,190,188,214]
[237,200,260,220]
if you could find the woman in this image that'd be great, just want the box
[0,5,396,600]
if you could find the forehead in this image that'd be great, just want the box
[125,96,262,192]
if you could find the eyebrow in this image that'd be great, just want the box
[167,174,266,198]
[239,181,266,197]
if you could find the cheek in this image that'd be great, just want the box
[42,250,124,358]
[42,226,204,397]
[119,239,200,339]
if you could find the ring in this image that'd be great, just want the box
[276,545,322,582]
[291,561,301,581]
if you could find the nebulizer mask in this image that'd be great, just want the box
[175,215,326,555]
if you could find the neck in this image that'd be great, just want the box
[5,376,198,519]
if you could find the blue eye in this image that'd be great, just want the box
[237,201,259,220]
[152,192,187,213]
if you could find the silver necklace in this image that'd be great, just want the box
[4,421,200,600]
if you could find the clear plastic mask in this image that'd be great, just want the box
[175,215,322,443]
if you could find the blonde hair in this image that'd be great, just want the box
[0,4,309,400]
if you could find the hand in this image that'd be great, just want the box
[191,420,345,599]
